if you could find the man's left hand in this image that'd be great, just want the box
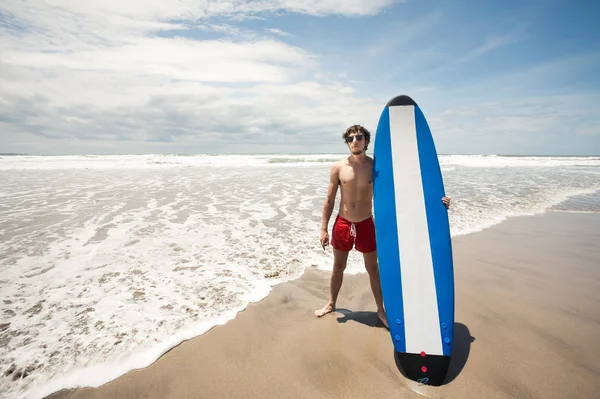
[442,196,451,209]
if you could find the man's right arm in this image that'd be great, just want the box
[321,163,340,232]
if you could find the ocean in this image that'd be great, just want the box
[1,153,599,399]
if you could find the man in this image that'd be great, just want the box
[314,124,451,328]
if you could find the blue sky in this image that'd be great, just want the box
[1,0,599,155]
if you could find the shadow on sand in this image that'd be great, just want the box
[335,311,474,386]
[335,308,388,329]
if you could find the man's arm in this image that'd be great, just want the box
[321,163,340,232]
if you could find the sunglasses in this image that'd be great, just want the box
[345,135,364,143]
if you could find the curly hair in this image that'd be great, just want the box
[342,124,371,151]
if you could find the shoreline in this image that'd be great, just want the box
[13,210,600,398]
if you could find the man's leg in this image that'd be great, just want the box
[363,250,388,328]
[314,248,349,317]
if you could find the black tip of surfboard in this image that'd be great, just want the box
[386,95,417,107]
[395,352,451,386]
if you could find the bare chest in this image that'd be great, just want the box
[339,164,372,189]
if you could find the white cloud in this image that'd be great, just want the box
[427,92,600,155]
[265,0,401,17]
[0,0,398,154]
[5,38,315,83]
[464,23,530,60]
[365,9,444,59]
[2,0,400,31]
[265,28,290,37]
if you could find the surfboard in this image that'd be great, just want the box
[372,94,455,386]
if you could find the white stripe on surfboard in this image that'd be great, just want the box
[389,105,443,356]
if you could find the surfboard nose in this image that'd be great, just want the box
[386,95,417,107]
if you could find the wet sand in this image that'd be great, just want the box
[47,211,600,399]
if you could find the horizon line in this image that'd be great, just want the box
[2,152,599,157]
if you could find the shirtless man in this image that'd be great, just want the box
[314,124,451,328]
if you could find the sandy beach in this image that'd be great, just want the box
[44,210,600,399]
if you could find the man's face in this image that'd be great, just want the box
[346,133,367,155]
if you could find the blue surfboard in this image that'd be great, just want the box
[372,95,454,386]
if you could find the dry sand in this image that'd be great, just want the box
[47,211,600,399]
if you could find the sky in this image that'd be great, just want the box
[0,0,599,156]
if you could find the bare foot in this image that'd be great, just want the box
[314,303,335,317]
[377,309,389,329]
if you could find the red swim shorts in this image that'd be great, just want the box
[330,215,377,253]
